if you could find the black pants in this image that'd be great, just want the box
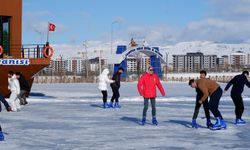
[209,87,223,119]
[231,92,244,119]
[110,87,120,102]
[101,91,108,103]
[192,99,210,120]
[143,98,156,118]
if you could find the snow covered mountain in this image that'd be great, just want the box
[52,40,250,64]
[161,41,250,63]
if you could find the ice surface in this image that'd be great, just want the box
[1,82,250,150]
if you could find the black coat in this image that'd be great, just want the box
[224,74,250,94]
[18,75,30,91]
[110,72,121,89]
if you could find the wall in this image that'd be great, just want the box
[0,0,22,58]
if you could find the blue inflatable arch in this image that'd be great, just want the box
[113,45,166,79]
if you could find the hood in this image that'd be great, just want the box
[102,69,109,75]
[11,74,17,79]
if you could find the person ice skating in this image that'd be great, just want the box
[191,70,213,128]
[16,72,30,105]
[189,78,227,130]
[137,66,165,126]
[224,70,250,125]
[0,95,12,112]
[98,69,114,108]
[7,71,21,112]
[109,67,124,108]
[0,94,11,141]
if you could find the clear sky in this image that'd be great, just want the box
[22,0,250,56]
[23,0,209,44]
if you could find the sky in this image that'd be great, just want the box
[22,0,250,57]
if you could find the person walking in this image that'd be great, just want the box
[109,67,124,108]
[224,70,250,125]
[189,78,227,130]
[137,66,165,126]
[191,70,213,128]
[16,72,30,105]
[98,69,114,108]
[7,71,21,112]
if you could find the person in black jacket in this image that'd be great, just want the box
[109,67,124,108]
[224,70,250,125]
[15,72,30,105]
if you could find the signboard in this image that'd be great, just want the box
[0,59,30,65]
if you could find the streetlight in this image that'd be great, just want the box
[94,50,103,75]
[34,29,43,44]
[82,40,89,78]
[111,20,119,54]
[165,52,169,80]
[59,54,64,83]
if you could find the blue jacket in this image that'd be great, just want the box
[224,74,250,94]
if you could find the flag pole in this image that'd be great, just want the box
[46,22,49,45]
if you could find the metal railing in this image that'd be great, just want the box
[21,44,46,59]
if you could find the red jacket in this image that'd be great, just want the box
[137,72,166,98]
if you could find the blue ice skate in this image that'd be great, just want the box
[192,119,199,129]
[103,102,110,109]
[141,117,146,126]
[114,102,121,108]
[235,118,246,126]
[0,131,4,141]
[108,102,114,108]
[152,117,158,126]
[206,119,213,128]
[210,117,226,130]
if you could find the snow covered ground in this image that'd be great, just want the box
[1,82,250,150]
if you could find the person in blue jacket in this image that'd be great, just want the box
[0,94,12,141]
[224,70,250,125]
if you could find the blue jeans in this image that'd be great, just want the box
[0,95,10,112]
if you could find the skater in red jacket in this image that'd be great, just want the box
[137,66,165,125]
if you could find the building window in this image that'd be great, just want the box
[0,16,11,57]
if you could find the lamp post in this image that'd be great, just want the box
[83,40,89,78]
[59,54,64,83]
[165,52,169,80]
[94,50,103,75]
[111,21,119,54]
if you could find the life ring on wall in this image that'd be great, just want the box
[0,45,3,55]
[43,46,54,58]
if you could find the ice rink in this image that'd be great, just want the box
[1,82,250,150]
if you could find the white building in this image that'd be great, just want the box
[52,58,65,74]
[173,52,217,72]
[65,57,85,74]
[126,56,151,73]
[230,51,247,67]
[247,54,250,65]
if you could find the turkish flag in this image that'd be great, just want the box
[48,23,56,31]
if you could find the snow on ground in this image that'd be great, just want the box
[1,82,250,150]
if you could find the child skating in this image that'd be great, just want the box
[98,69,114,108]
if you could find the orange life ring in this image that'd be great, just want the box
[0,45,3,55]
[43,46,54,58]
